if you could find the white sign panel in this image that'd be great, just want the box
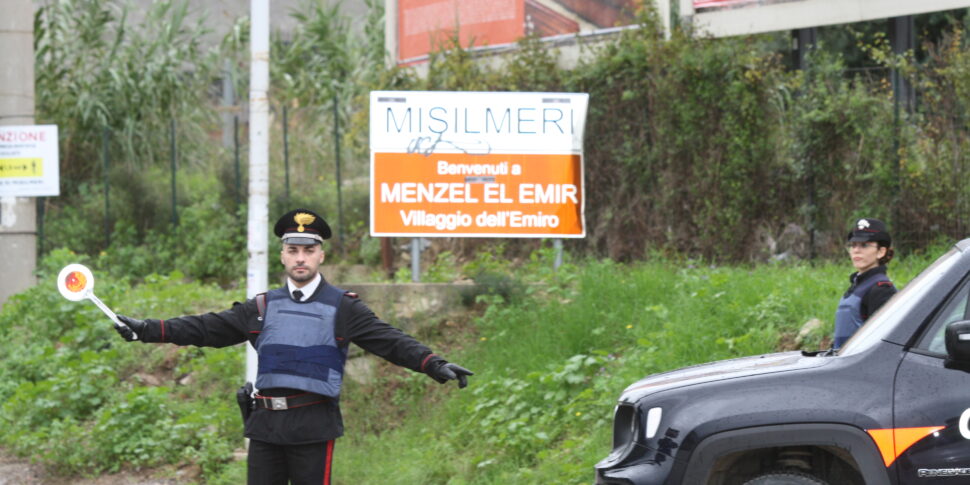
[370,91,589,238]
[0,125,60,197]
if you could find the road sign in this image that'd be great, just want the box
[370,91,588,238]
[0,125,59,197]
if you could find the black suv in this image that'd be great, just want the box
[595,239,970,485]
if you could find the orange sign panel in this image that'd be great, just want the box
[372,152,583,237]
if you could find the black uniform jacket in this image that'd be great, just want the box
[135,279,444,445]
[844,265,897,321]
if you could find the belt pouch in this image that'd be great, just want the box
[236,381,255,422]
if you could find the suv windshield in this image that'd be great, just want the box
[840,248,962,356]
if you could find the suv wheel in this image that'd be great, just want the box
[741,471,830,485]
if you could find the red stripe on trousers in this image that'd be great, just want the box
[323,439,334,485]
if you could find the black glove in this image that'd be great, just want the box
[429,362,473,388]
[115,315,147,341]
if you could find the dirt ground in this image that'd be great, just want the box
[0,450,196,485]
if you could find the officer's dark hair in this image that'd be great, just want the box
[878,243,894,265]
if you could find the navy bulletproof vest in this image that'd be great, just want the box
[833,273,890,350]
[255,285,347,397]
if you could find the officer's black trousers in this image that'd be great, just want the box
[247,439,335,485]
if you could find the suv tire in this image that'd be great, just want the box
[741,471,829,485]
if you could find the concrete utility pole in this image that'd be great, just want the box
[0,0,37,309]
[384,0,398,66]
[246,0,270,384]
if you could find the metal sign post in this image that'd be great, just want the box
[554,239,563,270]
[411,238,421,282]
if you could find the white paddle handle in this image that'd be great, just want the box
[88,293,138,340]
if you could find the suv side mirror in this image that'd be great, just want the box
[945,320,970,363]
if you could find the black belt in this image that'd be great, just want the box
[254,392,329,411]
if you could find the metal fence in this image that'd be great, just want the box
[35,98,356,256]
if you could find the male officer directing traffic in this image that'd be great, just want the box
[114,208,473,485]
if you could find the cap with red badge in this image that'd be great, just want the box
[847,218,891,245]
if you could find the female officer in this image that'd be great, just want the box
[833,218,897,350]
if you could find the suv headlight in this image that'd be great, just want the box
[611,404,637,452]
[608,404,663,460]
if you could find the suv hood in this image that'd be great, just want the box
[620,351,834,403]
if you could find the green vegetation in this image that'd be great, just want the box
[334,246,944,484]
[14,0,970,481]
[34,1,970,273]
[0,244,949,482]
[0,249,244,479]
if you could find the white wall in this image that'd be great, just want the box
[681,0,970,38]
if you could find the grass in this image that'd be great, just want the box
[0,243,950,483]
[332,248,944,485]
